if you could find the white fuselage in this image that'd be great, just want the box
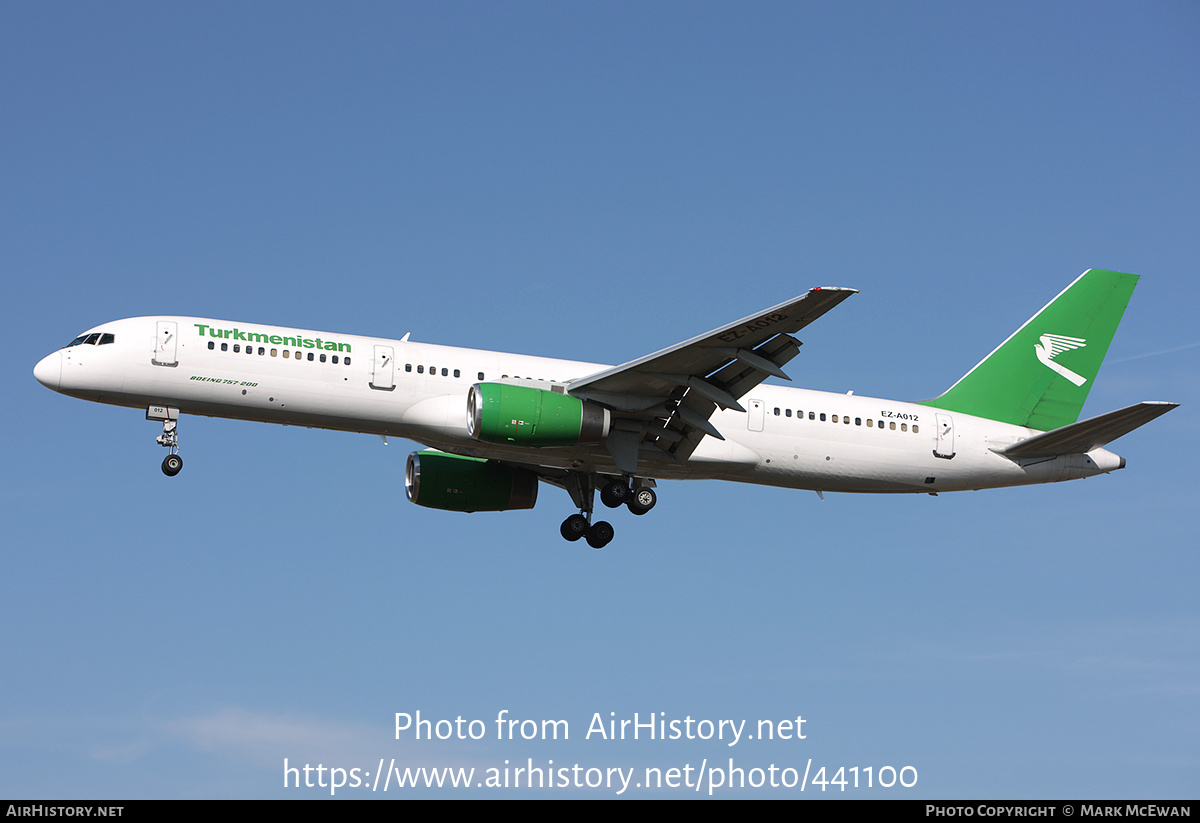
[34,316,1125,494]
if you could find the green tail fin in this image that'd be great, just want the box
[918,269,1139,430]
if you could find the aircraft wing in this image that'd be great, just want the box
[568,287,857,470]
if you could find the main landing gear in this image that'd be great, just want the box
[559,513,614,549]
[600,477,657,516]
[559,474,657,549]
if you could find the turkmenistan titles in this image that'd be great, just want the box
[193,323,351,352]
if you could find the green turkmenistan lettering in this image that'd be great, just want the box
[193,323,352,352]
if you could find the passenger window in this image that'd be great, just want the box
[855,417,861,426]
[258,347,265,355]
[283,350,289,359]
[320,354,327,362]
[774,407,780,416]
[819,413,826,422]
[912,424,919,434]
[417,365,424,374]
[344,357,351,366]
[221,343,228,352]
[901,423,908,432]
[832,414,838,423]
[208,341,215,350]
[332,355,339,364]
[307,352,314,361]
[441,368,448,376]
[454,369,460,378]
[809,412,815,420]
[271,348,278,357]
[890,421,896,430]
[478,372,485,380]
[405,364,412,372]
[785,409,792,417]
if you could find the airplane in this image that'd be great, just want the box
[33,268,1176,548]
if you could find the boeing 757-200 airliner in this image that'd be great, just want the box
[34,268,1176,548]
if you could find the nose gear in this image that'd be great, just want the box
[147,406,183,476]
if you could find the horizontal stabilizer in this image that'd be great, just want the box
[999,401,1178,458]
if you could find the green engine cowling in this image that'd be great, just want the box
[467,382,610,446]
[405,450,538,512]
[405,453,537,513]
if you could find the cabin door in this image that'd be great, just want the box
[153,321,178,366]
[370,345,395,390]
[934,413,955,459]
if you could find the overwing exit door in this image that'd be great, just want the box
[747,398,765,431]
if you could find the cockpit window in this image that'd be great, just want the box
[66,332,116,347]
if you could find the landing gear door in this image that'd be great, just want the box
[371,345,395,390]
[934,412,955,459]
[747,398,765,432]
[153,321,178,366]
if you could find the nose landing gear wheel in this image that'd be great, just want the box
[161,454,183,477]
[153,412,182,476]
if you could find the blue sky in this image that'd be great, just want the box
[3,1,1198,798]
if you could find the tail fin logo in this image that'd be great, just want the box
[1035,333,1088,386]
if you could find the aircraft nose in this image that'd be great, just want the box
[34,351,61,390]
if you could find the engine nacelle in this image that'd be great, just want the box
[467,383,610,446]
[405,450,538,513]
